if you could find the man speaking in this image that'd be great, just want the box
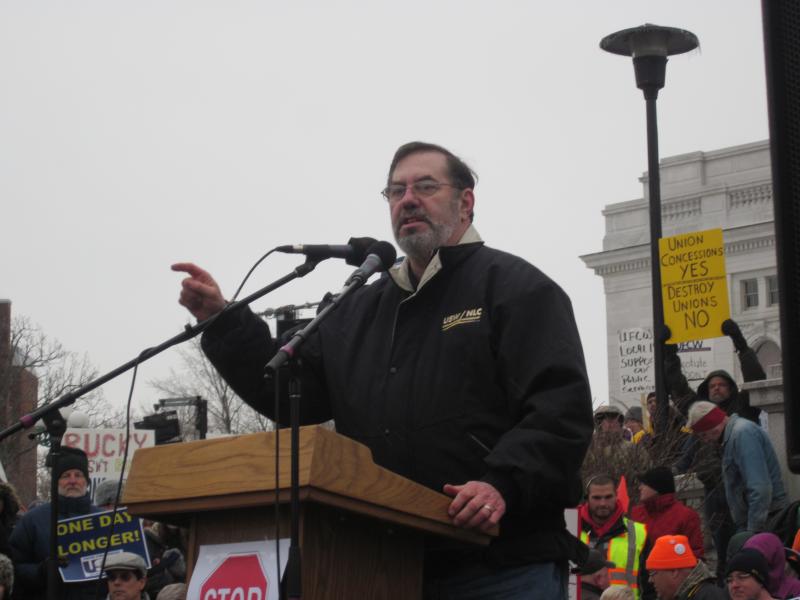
[173,142,593,599]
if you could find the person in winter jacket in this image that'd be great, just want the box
[743,532,800,599]
[580,475,654,599]
[0,553,13,599]
[726,548,779,600]
[688,401,788,533]
[173,141,594,599]
[9,447,103,600]
[102,552,150,600]
[630,467,704,560]
[572,548,615,600]
[0,482,21,559]
[646,535,723,600]
[665,318,768,579]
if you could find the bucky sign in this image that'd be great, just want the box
[200,553,269,600]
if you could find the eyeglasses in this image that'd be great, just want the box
[381,180,460,203]
[725,572,755,584]
[106,571,137,582]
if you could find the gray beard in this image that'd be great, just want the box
[396,220,456,265]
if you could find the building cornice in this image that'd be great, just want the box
[603,180,773,219]
[582,226,776,277]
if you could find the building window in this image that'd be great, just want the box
[767,275,779,306]
[742,278,759,309]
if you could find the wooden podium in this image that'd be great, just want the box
[123,425,492,598]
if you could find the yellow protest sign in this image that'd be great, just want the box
[659,228,730,344]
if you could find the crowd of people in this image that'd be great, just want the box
[577,319,797,599]
[0,141,795,600]
[0,447,186,600]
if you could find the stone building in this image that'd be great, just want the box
[581,140,781,412]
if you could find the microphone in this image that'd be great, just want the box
[344,241,397,286]
[276,237,377,266]
[265,241,397,373]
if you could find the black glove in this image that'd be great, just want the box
[663,343,679,359]
[722,318,748,352]
[659,324,672,345]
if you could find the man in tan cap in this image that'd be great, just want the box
[103,552,150,600]
[645,535,722,600]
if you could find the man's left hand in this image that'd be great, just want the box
[442,481,505,532]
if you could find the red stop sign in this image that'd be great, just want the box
[200,553,269,600]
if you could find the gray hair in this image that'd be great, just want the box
[600,586,635,600]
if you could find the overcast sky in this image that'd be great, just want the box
[1,1,769,422]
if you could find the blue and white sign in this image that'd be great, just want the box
[57,507,150,583]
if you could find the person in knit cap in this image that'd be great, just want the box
[631,466,704,560]
[726,548,776,600]
[742,532,800,599]
[662,319,767,579]
[625,407,646,444]
[646,535,722,600]
[9,446,102,600]
[688,401,788,533]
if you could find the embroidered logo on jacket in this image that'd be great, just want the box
[442,308,483,331]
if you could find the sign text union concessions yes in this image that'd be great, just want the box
[659,228,731,344]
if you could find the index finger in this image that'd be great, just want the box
[171,262,209,278]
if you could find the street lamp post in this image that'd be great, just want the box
[600,24,699,435]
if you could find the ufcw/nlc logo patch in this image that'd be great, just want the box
[442,308,483,331]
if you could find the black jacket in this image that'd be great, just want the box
[203,240,594,569]
[664,347,766,423]
[10,494,103,600]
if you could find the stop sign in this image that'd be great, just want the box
[200,553,269,600]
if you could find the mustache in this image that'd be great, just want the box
[396,209,431,226]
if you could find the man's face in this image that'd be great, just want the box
[587,483,617,524]
[649,569,683,600]
[58,469,87,498]
[646,395,657,418]
[727,571,764,600]
[695,420,726,445]
[106,570,145,600]
[596,413,622,433]
[388,151,472,264]
[625,419,643,434]
[587,567,611,590]
[707,376,733,404]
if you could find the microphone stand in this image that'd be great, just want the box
[42,410,66,600]
[266,260,383,600]
[0,259,320,600]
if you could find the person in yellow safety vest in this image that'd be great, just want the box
[579,474,655,600]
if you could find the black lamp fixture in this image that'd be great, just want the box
[600,24,699,435]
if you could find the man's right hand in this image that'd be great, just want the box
[171,263,227,321]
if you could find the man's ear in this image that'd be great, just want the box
[460,189,475,222]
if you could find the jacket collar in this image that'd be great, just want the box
[674,560,715,597]
[579,501,626,540]
[389,225,483,293]
[722,413,739,447]
[641,492,677,514]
